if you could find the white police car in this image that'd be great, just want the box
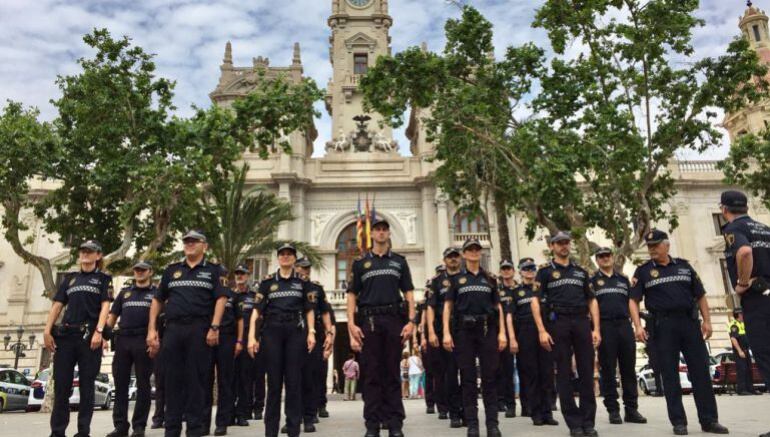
[0,367,32,412]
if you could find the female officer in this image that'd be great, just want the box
[247,244,316,437]
[43,240,113,437]
[442,239,507,437]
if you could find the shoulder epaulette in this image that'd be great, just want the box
[538,262,550,269]
[263,273,274,280]
[312,280,322,286]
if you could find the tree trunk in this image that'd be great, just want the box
[2,199,57,297]
[493,192,512,262]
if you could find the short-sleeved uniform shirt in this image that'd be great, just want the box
[426,271,458,314]
[54,269,113,325]
[349,251,414,307]
[445,267,499,316]
[533,261,594,309]
[235,287,256,338]
[590,271,631,320]
[506,283,537,320]
[221,288,239,330]
[254,270,316,317]
[722,215,770,286]
[110,284,156,330]
[154,259,230,321]
[629,257,705,313]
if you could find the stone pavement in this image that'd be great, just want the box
[2,393,768,436]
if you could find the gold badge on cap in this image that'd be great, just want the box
[173,270,182,279]
[552,271,561,279]
[270,283,279,291]
[364,261,372,269]
[650,269,659,278]
[459,277,467,285]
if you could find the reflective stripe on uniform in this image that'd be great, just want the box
[168,280,214,290]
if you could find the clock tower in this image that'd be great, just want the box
[325,0,397,153]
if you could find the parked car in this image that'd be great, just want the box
[27,368,113,412]
[638,355,717,395]
[712,349,766,392]
[0,368,32,412]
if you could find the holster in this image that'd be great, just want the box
[749,277,770,296]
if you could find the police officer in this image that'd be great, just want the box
[417,293,436,415]
[106,261,156,437]
[531,231,600,437]
[720,190,770,416]
[203,267,239,436]
[247,244,317,437]
[504,258,558,427]
[442,238,507,437]
[629,229,728,435]
[233,264,256,426]
[318,308,336,419]
[151,311,167,429]
[146,230,230,437]
[639,311,663,396]
[727,310,756,395]
[44,240,113,437]
[296,257,333,431]
[347,218,416,437]
[590,248,646,425]
[496,260,517,419]
[427,249,464,428]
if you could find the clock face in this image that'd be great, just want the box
[348,0,372,7]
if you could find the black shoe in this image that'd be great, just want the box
[487,426,502,437]
[427,406,436,414]
[624,409,647,424]
[388,429,404,437]
[313,415,320,424]
[381,423,388,430]
[583,428,599,437]
[106,431,128,437]
[364,428,380,437]
[673,425,688,435]
[497,404,507,412]
[738,391,752,396]
[438,412,448,420]
[544,418,559,426]
[759,431,770,437]
[521,408,531,417]
[236,418,249,427]
[281,425,288,434]
[701,423,729,434]
[318,407,329,418]
[505,408,515,418]
[304,424,317,433]
[533,419,544,426]
[150,422,163,430]
[450,419,463,428]
[467,427,480,437]
[129,430,145,437]
[570,429,584,437]
[201,431,210,437]
[609,411,623,424]
[214,427,227,436]
[253,411,263,420]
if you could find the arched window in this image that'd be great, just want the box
[453,211,488,234]
[335,223,359,289]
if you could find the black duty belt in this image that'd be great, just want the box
[167,316,210,325]
[53,322,93,337]
[265,312,303,325]
[359,303,402,317]
[116,327,148,336]
[550,305,588,316]
[454,314,497,330]
[601,316,630,322]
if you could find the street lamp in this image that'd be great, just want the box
[3,325,35,369]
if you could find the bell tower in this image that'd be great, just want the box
[324,0,397,154]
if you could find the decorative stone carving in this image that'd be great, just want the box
[351,115,373,151]
[394,211,417,244]
[374,132,397,152]
[325,128,351,152]
[310,212,335,245]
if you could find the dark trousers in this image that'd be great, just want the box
[734,348,754,393]
[203,332,236,429]
[263,320,306,437]
[301,333,323,424]
[453,322,499,429]
[163,321,212,437]
[549,314,596,430]
[319,359,329,407]
[598,319,638,413]
[152,345,166,425]
[645,339,663,395]
[496,350,515,410]
[428,321,461,418]
[112,334,154,433]
[423,354,435,409]
[255,351,267,413]
[360,313,405,431]
[654,314,718,426]
[744,293,770,394]
[234,353,255,419]
[515,319,554,422]
[50,334,102,437]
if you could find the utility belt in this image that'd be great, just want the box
[52,322,95,339]
[600,315,630,322]
[116,327,147,337]
[219,324,236,335]
[746,276,770,298]
[545,305,587,322]
[513,314,535,324]
[264,311,305,329]
[453,313,498,331]
[358,302,405,317]
[166,315,210,326]
[649,307,697,319]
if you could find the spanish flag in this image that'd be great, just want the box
[365,194,372,250]
[356,196,364,253]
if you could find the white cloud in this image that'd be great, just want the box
[0,0,750,158]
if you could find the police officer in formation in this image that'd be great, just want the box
[347,218,416,437]
[590,248,646,425]
[247,243,317,437]
[44,240,113,437]
[106,261,156,437]
[427,248,464,428]
[318,308,335,419]
[442,238,507,437]
[727,309,756,395]
[233,263,257,426]
[147,230,230,437]
[720,190,770,437]
[417,292,435,415]
[150,310,166,429]
[629,229,728,435]
[202,267,240,436]
[495,259,517,419]
[531,231,600,437]
[504,257,558,427]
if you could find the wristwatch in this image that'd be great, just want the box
[96,327,104,334]
[309,329,317,335]
[210,325,220,331]
[409,317,419,325]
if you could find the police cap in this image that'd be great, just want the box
[518,257,536,269]
[644,229,668,245]
[499,259,515,269]
[594,247,613,256]
[132,260,153,271]
[234,264,250,274]
[443,247,461,258]
[549,231,571,244]
[371,217,390,229]
[78,240,102,252]
[277,243,297,256]
[182,230,207,243]
[462,238,483,251]
[720,190,748,209]
[295,257,312,268]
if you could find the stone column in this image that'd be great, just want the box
[294,187,305,242]
[436,191,450,251]
[278,182,291,241]
[421,186,436,271]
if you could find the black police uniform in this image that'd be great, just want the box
[349,250,414,433]
[255,270,316,437]
[111,283,156,434]
[639,312,662,396]
[318,309,336,414]
[203,290,239,432]
[151,311,167,428]
[534,260,596,432]
[50,268,113,437]
[728,320,754,394]
[723,214,770,391]
[426,270,463,423]
[505,282,555,425]
[446,266,501,432]
[234,287,257,422]
[495,281,516,416]
[416,299,436,413]
[590,271,639,418]
[301,280,330,427]
[154,258,229,437]
[630,256,719,428]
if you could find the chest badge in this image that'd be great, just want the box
[308,292,318,303]
[255,293,264,304]
[364,261,372,269]
[518,290,526,297]
[173,270,182,279]
[459,277,468,285]
[650,269,659,278]
[552,271,561,279]
[124,291,132,299]
[270,283,279,291]
[442,279,450,287]
[724,233,734,247]
[597,279,605,287]
[69,277,76,286]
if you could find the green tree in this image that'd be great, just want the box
[720,130,770,209]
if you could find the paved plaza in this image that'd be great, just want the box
[2,394,769,437]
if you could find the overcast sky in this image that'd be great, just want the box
[0,0,749,157]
